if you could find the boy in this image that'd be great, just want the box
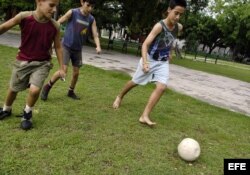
[41,0,101,100]
[113,0,187,126]
[0,0,65,130]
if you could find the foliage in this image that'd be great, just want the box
[197,15,224,54]
[59,0,80,14]
[120,0,164,34]
[0,0,34,20]
[188,0,209,13]
[93,0,123,29]
[211,0,250,60]
[1,0,250,62]
[182,0,250,61]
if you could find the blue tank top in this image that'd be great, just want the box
[62,8,94,51]
[148,20,178,61]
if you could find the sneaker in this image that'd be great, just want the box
[0,108,12,120]
[67,90,80,100]
[41,84,51,101]
[20,111,33,130]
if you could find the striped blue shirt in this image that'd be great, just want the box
[148,20,178,61]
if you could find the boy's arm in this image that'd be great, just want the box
[53,26,65,79]
[177,23,183,36]
[169,23,183,62]
[0,13,22,35]
[141,23,162,62]
[91,19,101,54]
[57,10,72,24]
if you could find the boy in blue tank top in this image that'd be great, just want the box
[113,0,187,126]
[41,0,101,101]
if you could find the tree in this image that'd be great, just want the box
[0,0,34,20]
[179,0,210,52]
[197,15,224,54]
[118,0,163,34]
[93,0,123,29]
[212,0,250,61]
[188,0,209,13]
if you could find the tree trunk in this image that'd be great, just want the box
[202,44,206,51]
[232,45,238,61]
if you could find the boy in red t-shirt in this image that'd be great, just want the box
[0,0,65,130]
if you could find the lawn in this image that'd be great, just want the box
[0,45,249,175]
[172,55,250,83]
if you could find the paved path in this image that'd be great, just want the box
[0,32,250,116]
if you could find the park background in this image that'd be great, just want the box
[0,0,250,64]
[0,0,250,174]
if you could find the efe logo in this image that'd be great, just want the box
[224,159,250,175]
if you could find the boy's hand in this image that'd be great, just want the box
[142,62,149,73]
[96,47,101,54]
[59,69,66,81]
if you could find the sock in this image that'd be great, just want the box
[3,105,12,112]
[24,105,33,113]
[69,87,74,91]
[48,80,54,87]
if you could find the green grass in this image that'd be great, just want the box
[0,45,250,174]
[171,57,250,83]
[183,53,250,70]
[99,38,142,56]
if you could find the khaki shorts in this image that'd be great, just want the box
[10,60,53,92]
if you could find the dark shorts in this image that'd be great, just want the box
[63,45,82,67]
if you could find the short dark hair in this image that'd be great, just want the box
[82,0,96,5]
[169,0,187,9]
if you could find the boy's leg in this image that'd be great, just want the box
[41,44,70,101]
[22,61,51,130]
[67,66,80,100]
[113,80,137,109]
[20,84,40,130]
[139,82,167,126]
[41,65,68,101]
[0,89,18,119]
[27,85,41,107]
[67,48,82,100]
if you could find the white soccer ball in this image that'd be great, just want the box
[177,138,201,161]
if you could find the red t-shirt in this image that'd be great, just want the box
[17,11,58,61]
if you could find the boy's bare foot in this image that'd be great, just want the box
[113,96,122,109]
[139,116,156,126]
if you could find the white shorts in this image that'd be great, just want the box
[132,55,169,85]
